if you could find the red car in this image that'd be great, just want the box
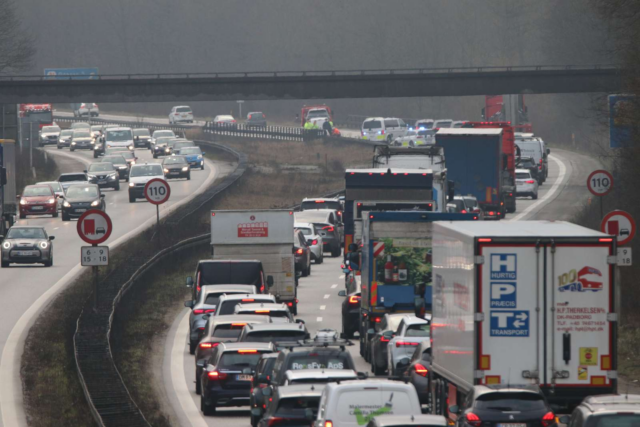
[18,185,58,219]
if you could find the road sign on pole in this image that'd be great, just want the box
[44,67,99,80]
[77,209,113,245]
[617,247,632,267]
[601,210,636,246]
[587,170,614,197]
[81,246,109,266]
[144,178,170,228]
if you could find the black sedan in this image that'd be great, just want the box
[516,156,541,183]
[400,340,431,405]
[0,226,54,268]
[162,155,191,180]
[338,276,361,339]
[61,184,106,221]
[85,163,120,190]
[293,229,311,277]
[101,155,130,181]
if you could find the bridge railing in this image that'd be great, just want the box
[203,122,325,142]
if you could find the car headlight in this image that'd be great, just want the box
[87,174,96,180]
[181,166,189,171]
[90,140,95,144]
[129,182,135,187]
[108,174,116,180]
[63,201,71,208]
[91,200,100,207]
[163,168,169,173]
[2,241,10,249]
[39,241,48,249]
[19,199,27,205]
[95,144,102,149]
[71,142,76,145]
[128,146,133,150]
[165,148,170,153]
[197,155,203,160]
[48,198,55,204]
[131,161,136,165]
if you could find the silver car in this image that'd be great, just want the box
[1,226,54,268]
[516,168,539,199]
[295,222,323,264]
[39,125,61,146]
[386,315,431,376]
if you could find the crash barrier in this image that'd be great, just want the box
[204,121,326,142]
[54,116,192,135]
[73,137,246,427]
[335,114,422,130]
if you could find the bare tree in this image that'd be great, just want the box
[0,0,35,74]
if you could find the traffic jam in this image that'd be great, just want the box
[2,103,634,427]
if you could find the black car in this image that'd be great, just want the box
[133,128,151,148]
[257,384,323,427]
[246,112,267,128]
[85,163,120,190]
[400,340,431,405]
[560,394,640,427]
[516,156,541,183]
[101,155,130,180]
[449,384,557,427]
[152,137,174,158]
[338,276,361,339]
[186,259,272,301]
[69,130,94,151]
[294,229,311,277]
[61,184,106,221]
[162,155,191,180]
[250,353,279,427]
[199,342,276,416]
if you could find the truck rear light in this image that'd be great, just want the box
[542,412,556,427]
[200,342,219,349]
[348,295,361,304]
[461,209,467,214]
[395,341,419,347]
[599,238,613,243]
[525,180,535,184]
[415,363,429,377]
[208,370,228,380]
[466,412,481,427]
[478,238,492,243]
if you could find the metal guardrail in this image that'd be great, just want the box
[0,64,620,81]
[73,134,247,426]
[204,121,325,142]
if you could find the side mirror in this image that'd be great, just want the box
[267,276,274,287]
[559,416,570,424]
[83,169,88,173]
[546,148,551,154]
[202,151,206,155]
[305,408,315,421]
[449,405,460,415]
[356,371,368,379]
[184,300,194,308]
[367,328,375,337]
[338,290,346,297]
[100,194,105,198]
[348,243,358,252]
[196,360,206,368]
[295,319,305,324]
[49,236,55,241]
[186,276,194,288]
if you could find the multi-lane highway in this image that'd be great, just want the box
[163,146,601,426]
[0,144,220,427]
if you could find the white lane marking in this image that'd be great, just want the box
[320,305,326,310]
[0,157,218,427]
[109,203,114,206]
[509,155,567,221]
[317,317,323,322]
[331,284,337,289]
[339,275,345,279]
[170,310,208,427]
[324,294,330,299]
[53,227,59,230]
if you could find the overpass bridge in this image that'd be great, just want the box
[0,65,621,104]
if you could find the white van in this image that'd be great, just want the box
[361,117,408,142]
[314,380,422,427]
[433,119,453,128]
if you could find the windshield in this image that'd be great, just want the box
[119,152,134,159]
[59,174,86,182]
[286,354,350,370]
[405,323,430,337]
[363,120,382,130]
[586,414,640,427]
[133,129,150,136]
[218,352,263,370]
[23,186,52,197]
[176,107,191,113]
[242,331,307,343]
[103,156,126,165]
[60,130,73,137]
[212,324,247,339]
[153,130,175,138]
[307,110,329,118]
[475,392,547,411]
[516,172,531,179]
[66,186,98,198]
[164,157,187,165]
[156,137,173,146]
[218,298,273,315]
[336,390,416,422]
[42,126,60,133]
[275,396,321,418]
[89,164,114,172]
[7,228,46,239]
[295,211,330,223]
[296,227,313,236]
[463,197,478,208]
[73,131,91,138]
[301,201,341,211]
[38,182,62,192]
[416,121,434,129]
[106,130,133,141]
[436,120,453,128]
[130,165,163,177]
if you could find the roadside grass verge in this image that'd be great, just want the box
[16,145,59,192]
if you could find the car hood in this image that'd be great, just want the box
[65,196,99,203]
[73,137,92,142]
[41,132,59,137]
[164,164,187,169]
[60,180,88,188]
[184,154,200,160]
[130,176,163,185]
[22,196,53,202]
[7,239,47,246]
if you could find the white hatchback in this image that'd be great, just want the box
[169,105,194,124]
[516,168,539,199]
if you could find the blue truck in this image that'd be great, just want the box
[354,211,480,361]
[435,128,506,219]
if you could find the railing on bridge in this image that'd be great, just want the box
[203,122,325,142]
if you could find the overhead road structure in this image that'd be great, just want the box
[0,65,621,104]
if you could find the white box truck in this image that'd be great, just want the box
[430,221,617,415]
[210,210,298,314]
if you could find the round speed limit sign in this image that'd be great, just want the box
[587,170,613,197]
[144,178,171,205]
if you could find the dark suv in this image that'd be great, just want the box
[246,112,267,128]
[517,156,541,183]
[449,384,556,427]
[187,260,272,300]
[294,229,311,277]
[560,394,640,427]
[250,353,279,427]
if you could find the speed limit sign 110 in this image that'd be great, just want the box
[144,178,171,205]
[587,170,613,196]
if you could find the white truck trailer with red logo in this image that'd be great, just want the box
[429,221,618,416]
[210,210,298,314]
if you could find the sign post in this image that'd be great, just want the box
[144,178,171,228]
[77,209,113,309]
[601,210,636,247]
[587,170,614,220]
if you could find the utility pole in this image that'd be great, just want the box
[237,100,244,120]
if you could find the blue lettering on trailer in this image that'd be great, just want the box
[490,310,529,337]
[490,282,517,308]
[490,254,517,280]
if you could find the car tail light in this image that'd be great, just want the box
[242,298,255,302]
[461,209,467,214]
[415,363,429,377]
[255,309,271,313]
[325,421,333,427]
[322,226,334,232]
[208,371,228,380]
[488,211,495,216]
[380,336,391,343]
[509,193,513,197]
[238,349,258,354]
[311,239,318,245]
[525,180,535,184]
[396,341,419,348]
[193,308,215,314]
[295,248,304,255]
[374,317,381,323]
[287,302,293,307]
[348,295,361,305]
[231,323,247,327]
[542,412,555,427]
[466,412,481,427]
[199,342,219,349]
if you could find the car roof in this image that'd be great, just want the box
[474,384,542,396]
[218,342,274,351]
[236,302,289,311]
[302,197,341,202]
[59,172,86,176]
[173,105,191,108]
[324,379,415,392]
[277,384,326,399]
[386,313,408,320]
[516,168,531,173]
[219,294,275,302]
[200,284,257,293]
[198,259,262,265]
[402,315,431,325]
[285,369,357,380]
[245,323,304,332]
[364,117,385,121]
[372,415,448,427]
[580,394,640,413]
[9,225,45,230]
[209,314,271,325]
[260,352,280,360]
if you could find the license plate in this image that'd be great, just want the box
[98,180,107,184]
[236,375,253,381]
[16,251,36,256]
[498,423,526,427]
[169,172,179,175]
[76,208,87,213]
[31,206,44,211]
